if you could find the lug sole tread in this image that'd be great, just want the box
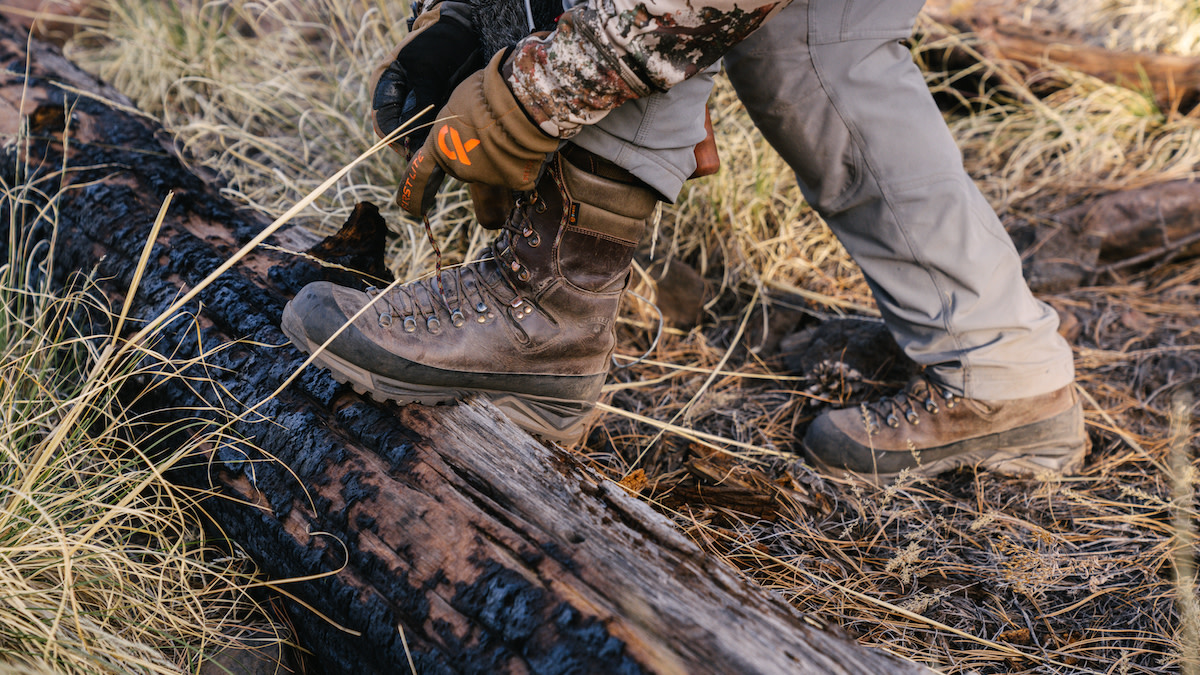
[808,436,1088,485]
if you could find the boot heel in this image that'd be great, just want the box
[485,392,596,445]
[982,437,1090,478]
[981,401,1091,478]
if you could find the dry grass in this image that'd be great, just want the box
[0,140,296,671]
[69,0,491,280]
[1025,0,1200,55]
[30,0,1200,673]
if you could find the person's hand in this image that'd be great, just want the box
[371,1,484,157]
[397,50,560,219]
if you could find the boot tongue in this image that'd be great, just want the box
[476,249,522,304]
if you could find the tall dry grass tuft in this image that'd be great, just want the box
[1172,390,1199,675]
[0,116,285,672]
[71,0,489,283]
[1026,0,1200,55]
[913,18,1200,218]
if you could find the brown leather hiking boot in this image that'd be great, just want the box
[803,377,1089,482]
[280,147,658,443]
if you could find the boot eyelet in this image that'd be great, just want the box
[426,316,441,334]
[511,302,535,321]
[476,302,488,313]
[450,309,465,327]
[905,410,920,425]
[518,269,531,282]
[925,398,939,414]
[534,201,547,214]
[945,394,956,409]
[522,225,534,238]
[510,260,522,273]
[527,233,541,247]
[886,414,900,428]
[403,316,417,333]
[476,313,488,324]
[378,312,393,328]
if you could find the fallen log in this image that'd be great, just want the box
[1061,179,1200,267]
[0,18,931,675]
[921,0,1200,112]
[1017,179,1200,291]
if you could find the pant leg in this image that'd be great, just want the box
[555,0,714,202]
[569,68,715,202]
[724,0,1073,400]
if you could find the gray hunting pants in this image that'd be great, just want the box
[574,0,1075,400]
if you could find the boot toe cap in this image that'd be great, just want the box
[802,411,911,476]
[802,412,866,473]
[283,281,353,346]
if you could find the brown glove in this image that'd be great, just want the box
[397,49,560,219]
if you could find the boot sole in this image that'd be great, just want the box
[805,403,1090,485]
[281,307,597,444]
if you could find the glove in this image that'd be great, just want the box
[371,1,485,157]
[397,49,560,219]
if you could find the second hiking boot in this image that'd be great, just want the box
[803,377,1089,483]
[281,147,658,443]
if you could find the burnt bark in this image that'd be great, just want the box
[0,19,931,675]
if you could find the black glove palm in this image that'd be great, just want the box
[372,2,485,157]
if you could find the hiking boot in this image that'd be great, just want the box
[280,146,658,443]
[802,377,1089,482]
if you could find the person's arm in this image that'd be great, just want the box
[506,0,787,137]
[397,0,788,218]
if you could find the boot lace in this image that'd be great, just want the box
[366,191,547,333]
[366,263,495,334]
[492,190,545,283]
[863,376,957,431]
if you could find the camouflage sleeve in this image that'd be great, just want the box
[505,0,788,138]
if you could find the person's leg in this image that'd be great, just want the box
[726,0,1071,399]
[724,0,1086,479]
[283,146,661,443]
[570,68,716,202]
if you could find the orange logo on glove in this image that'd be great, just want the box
[437,126,481,166]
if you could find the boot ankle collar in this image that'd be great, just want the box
[560,144,644,186]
